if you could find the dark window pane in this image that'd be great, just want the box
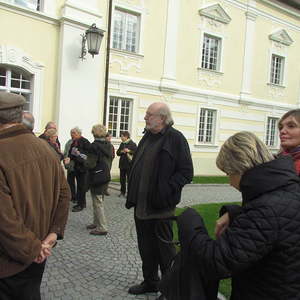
[21,80,31,89]
[0,68,5,76]
[0,77,6,86]
[11,71,20,79]
[11,79,21,88]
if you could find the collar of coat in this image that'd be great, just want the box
[0,124,31,140]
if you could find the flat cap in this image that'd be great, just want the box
[0,91,25,110]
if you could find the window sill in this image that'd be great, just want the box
[267,83,286,88]
[197,67,224,75]
[0,1,57,23]
[194,143,218,148]
[111,48,144,59]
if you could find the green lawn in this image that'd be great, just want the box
[111,176,229,184]
[192,176,229,184]
[174,202,241,299]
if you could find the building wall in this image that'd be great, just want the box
[1,0,300,176]
[0,0,108,145]
[108,0,300,176]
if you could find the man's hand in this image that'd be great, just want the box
[33,233,58,264]
[215,212,230,238]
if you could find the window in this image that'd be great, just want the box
[270,54,284,85]
[0,66,32,111]
[112,8,140,53]
[107,96,132,138]
[198,108,216,143]
[11,0,40,10]
[201,34,221,71]
[265,117,279,147]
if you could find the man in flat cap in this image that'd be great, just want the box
[0,92,70,299]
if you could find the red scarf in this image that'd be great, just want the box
[280,147,300,175]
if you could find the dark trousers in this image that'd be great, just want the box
[120,168,130,195]
[74,171,87,208]
[0,262,46,300]
[134,216,176,284]
[67,171,76,201]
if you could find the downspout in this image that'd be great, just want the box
[103,0,113,125]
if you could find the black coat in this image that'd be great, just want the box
[177,156,300,300]
[88,139,112,194]
[116,139,137,170]
[126,126,193,214]
[68,137,90,173]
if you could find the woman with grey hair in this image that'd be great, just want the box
[176,131,300,299]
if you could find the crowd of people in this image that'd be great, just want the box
[1,90,300,300]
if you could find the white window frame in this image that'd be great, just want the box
[112,7,141,54]
[196,107,217,145]
[111,3,144,55]
[265,116,279,149]
[2,0,41,11]
[269,53,285,86]
[0,67,32,111]
[0,45,44,131]
[106,95,133,139]
[200,32,223,72]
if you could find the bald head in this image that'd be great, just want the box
[144,102,173,133]
[22,111,35,131]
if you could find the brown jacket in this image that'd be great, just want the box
[0,125,70,278]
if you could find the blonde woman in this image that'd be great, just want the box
[177,131,300,300]
[86,124,113,235]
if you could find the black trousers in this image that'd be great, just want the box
[120,168,130,195]
[134,216,176,284]
[74,171,87,208]
[0,262,46,300]
[67,171,76,201]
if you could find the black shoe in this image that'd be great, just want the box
[156,295,166,300]
[72,205,83,212]
[128,281,158,295]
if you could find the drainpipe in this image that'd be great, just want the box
[103,0,113,125]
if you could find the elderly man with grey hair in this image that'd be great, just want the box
[126,102,193,299]
[22,111,35,131]
[39,120,61,149]
[0,92,70,299]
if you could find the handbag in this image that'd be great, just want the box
[89,160,111,186]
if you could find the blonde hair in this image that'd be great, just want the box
[216,131,274,175]
[92,124,107,138]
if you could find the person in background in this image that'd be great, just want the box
[116,131,137,197]
[39,121,61,149]
[186,131,300,300]
[103,131,115,196]
[86,124,113,235]
[63,128,77,203]
[45,128,64,161]
[68,127,90,212]
[0,92,70,300]
[278,109,300,174]
[22,111,35,131]
[126,102,193,299]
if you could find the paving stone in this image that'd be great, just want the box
[40,184,238,299]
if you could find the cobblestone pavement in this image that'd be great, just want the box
[41,184,241,300]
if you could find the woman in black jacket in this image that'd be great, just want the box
[86,124,112,236]
[178,131,300,300]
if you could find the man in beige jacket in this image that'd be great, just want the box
[0,92,70,299]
